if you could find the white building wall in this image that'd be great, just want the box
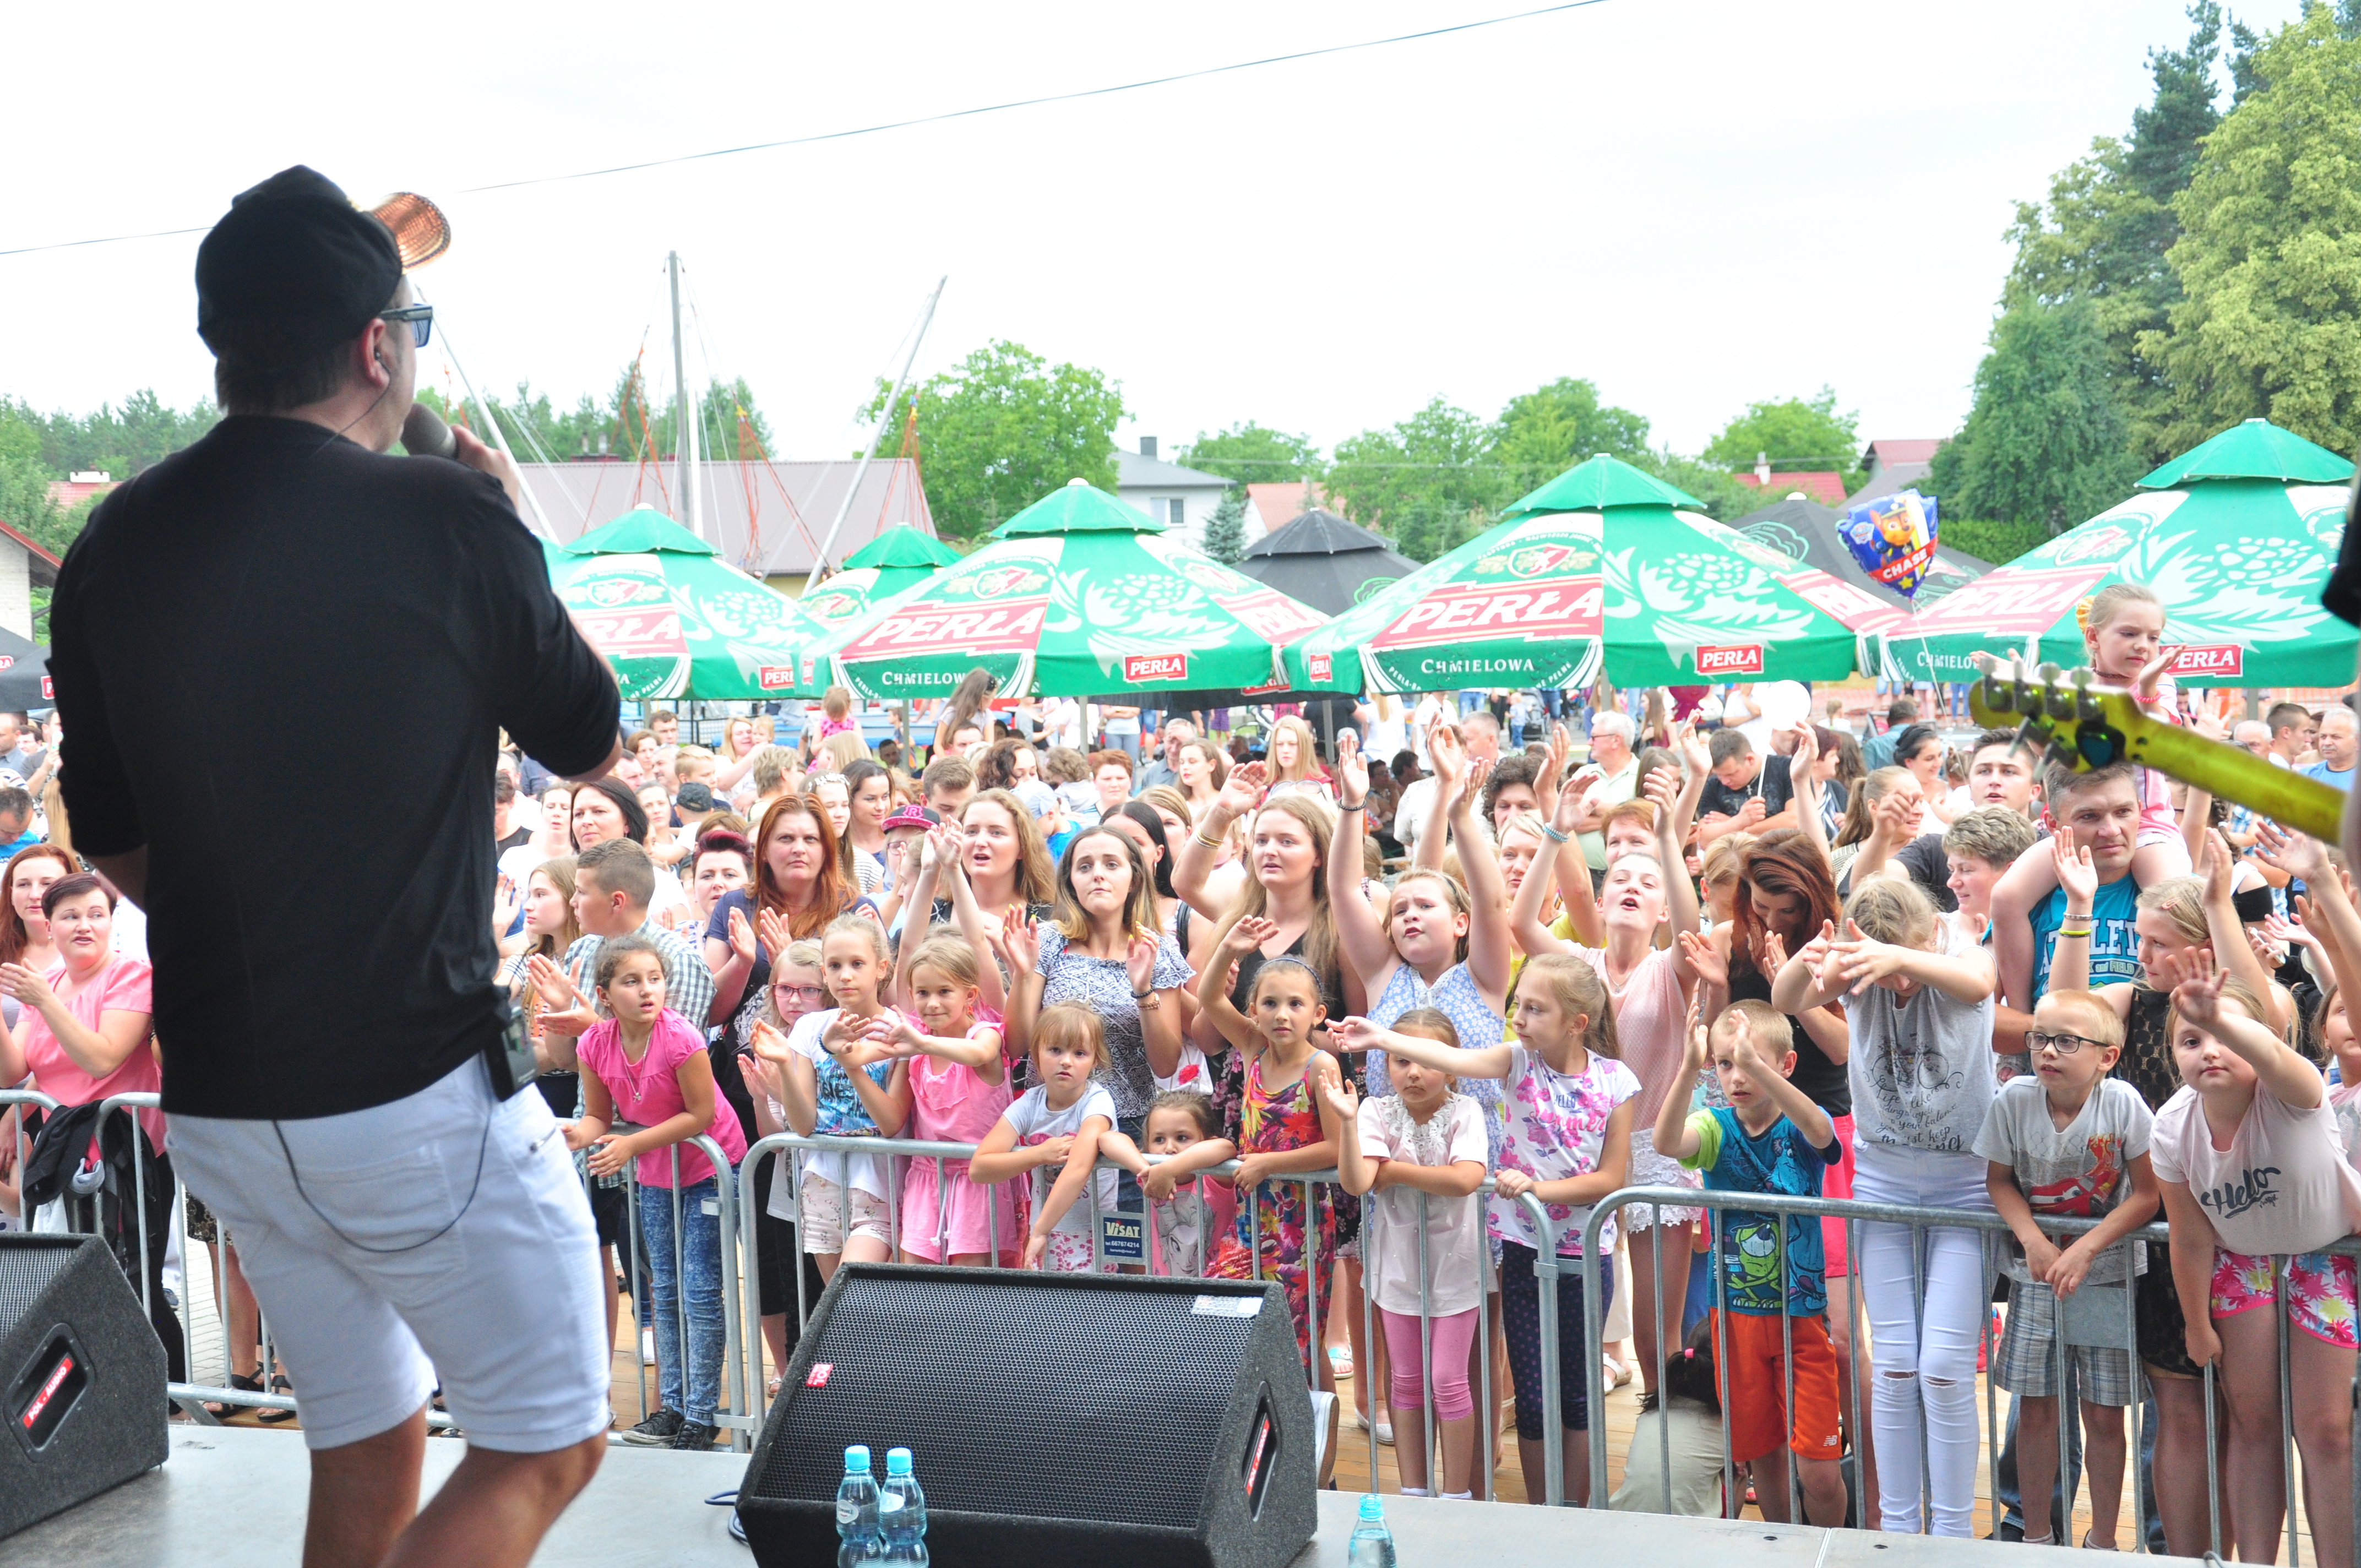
[0,541,33,640]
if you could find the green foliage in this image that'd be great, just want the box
[2140,6,2361,458]
[1926,300,2142,535]
[1936,516,2056,567]
[1177,422,1319,486]
[1,389,219,483]
[1200,493,1247,564]
[1635,451,1769,523]
[1491,377,1652,494]
[1324,397,1503,562]
[863,341,1125,541]
[413,373,772,466]
[1700,388,1864,491]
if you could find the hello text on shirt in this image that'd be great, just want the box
[2197,1164,2285,1224]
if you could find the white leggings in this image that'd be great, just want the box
[1852,1145,1994,1537]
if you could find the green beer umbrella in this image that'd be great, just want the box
[1285,455,1863,693]
[547,507,821,700]
[1875,418,2356,687]
[812,479,1328,700]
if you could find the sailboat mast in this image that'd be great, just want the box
[668,251,702,542]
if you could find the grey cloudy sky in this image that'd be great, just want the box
[8,0,2297,466]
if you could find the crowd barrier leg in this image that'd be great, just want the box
[1305,1177,1324,1395]
[1779,1205,1798,1522]
[1361,1195,1381,1490]
[1845,1215,1865,1530]
[1712,1209,1735,1518]
[1415,1190,1435,1493]
[2277,1255,2304,1567]
[2204,1355,2223,1558]
[1477,1221,1495,1502]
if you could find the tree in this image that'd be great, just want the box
[1200,493,1247,564]
[1491,377,1652,495]
[864,341,1125,540]
[1927,299,2142,535]
[1700,388,1863,490]
[1324,398,1504,563]
[2140,6,2361,457]
[1178,422,1320,486]
[1636,450,1769,522]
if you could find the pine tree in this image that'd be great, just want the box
[1201,493,1247,565]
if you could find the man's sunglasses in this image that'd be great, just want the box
[378,302,434,348]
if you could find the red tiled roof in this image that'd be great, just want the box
[1865,438,1942,466]
[1247,481,1322,533]
[1734,471,1849,505]
[46,479,117,510]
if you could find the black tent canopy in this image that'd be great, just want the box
[1726,495,1992,611]
[1236,508,1421,616]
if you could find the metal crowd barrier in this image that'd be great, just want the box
[1574,1182,2361,1566]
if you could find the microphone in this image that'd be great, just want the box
[400,401,459,460]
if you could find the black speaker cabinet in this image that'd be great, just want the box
[739,1264,1315,1568]
[0,1234,168,1539]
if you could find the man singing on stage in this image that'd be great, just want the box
[49,167,623,1567]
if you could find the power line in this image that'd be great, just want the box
[0,2,1611,259]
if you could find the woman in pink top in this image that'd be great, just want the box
[567,935,745,1450]
[2151,955,2361,1566]
[0,873,172,1369]
[1510,748,1708,1387]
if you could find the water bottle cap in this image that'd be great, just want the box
[1359,1494,1384,1521]
[845,1444,872,1472]
[886,1447,914,1475]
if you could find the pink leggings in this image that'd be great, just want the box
[1380,1306,1479,1420]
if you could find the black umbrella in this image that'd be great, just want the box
[0,626,53,714]
[1724,496,1992,611]
[1236,508,1422,616]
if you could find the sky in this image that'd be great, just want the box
[6,0,2300,467]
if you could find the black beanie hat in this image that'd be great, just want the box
[194,166,401,360]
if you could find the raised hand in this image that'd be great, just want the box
[1538,724,1570,813]
[1829,918,1910,995]
[2159,946,2223,1028]
[1451,756,1492,818]
[1335,730,1370,802]
[1221,913,1279,959]
[757,907,793,965]
[2132,644,2183,703]
[2264,911,2323,960]
[2050,827,2099,908]
[1678,928,1728,989]
[1125,933,1161,997]
[748,1018,798,1066]
[727,906,759,966]
[527,952,585,1011]
[1319,1070,1360,1125]
[1673,718,1710,777]
[1218,760,1269,818]
[1682,990,1713,1071]
[2253,819,2330,885]
[999,907,1040,975]
[492,873,520,935]
[1326,1015,1383,1055]
[1427,721,1465,794]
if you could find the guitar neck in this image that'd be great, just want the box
[2123,720,2344,845]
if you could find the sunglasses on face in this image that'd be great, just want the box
[378,302,433,347]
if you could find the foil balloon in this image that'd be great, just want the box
[1840,487,1939,599]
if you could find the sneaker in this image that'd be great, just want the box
[670,1420,720,1451]
[620,1408,684,1446]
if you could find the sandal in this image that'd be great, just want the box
[2081,1534,2118,1551]
[205,1370,265,1418]
[257,1372,297,1424]
[1326,1344,1354,1380]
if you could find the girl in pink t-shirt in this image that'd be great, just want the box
[882,930,1018,1266]
[0,875,160,1158]
[567,935,746,1446]
[2151,955,2361,1567]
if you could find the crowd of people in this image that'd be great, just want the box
[14,581,2361,1551]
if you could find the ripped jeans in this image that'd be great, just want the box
[1853,1144,1994,1536]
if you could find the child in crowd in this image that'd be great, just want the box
[759,916,910,1280]
[1116,1090,1236,1278]
[1773,877,1996,1537]
[1339,954,1638,1507]
[817,684,859,741]
[1653,998,1846,1525]
[882,932,1018,1266]
[1324,1008,1490,1500]
[568,935,749,1451]
[1609,1319,1728,1517]
[970,1002,1119,1272]
[1940,807,2039,1077]
[1988,583,2193,1007]
[1200,950,1347,1368]
[2152,955,2361,1567]
[1973,987,2158,1550]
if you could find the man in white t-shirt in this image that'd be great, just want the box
[1570,711,1639,873]
[1395,712,1501,859]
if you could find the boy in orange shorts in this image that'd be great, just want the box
[1654,999,1847,1523]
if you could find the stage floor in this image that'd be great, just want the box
[2,1424,2208,1566]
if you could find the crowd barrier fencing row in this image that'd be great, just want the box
[13,1091,2361,1564]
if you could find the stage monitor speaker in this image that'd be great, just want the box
[0,1233,168,1540]
[739,1264,1315,1568]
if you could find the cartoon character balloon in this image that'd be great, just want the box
[1841,488,1940,598]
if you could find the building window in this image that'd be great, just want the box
[1168,498,1185,528]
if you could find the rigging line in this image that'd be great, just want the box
[681,264,825,570]
[0,1,1612,258]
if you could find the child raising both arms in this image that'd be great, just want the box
[1651,998,1846,1526]
[1335,955,1638,1507]
[969,1002,1120,1272]
[1323,1007,1490,1501]
[2151,952,2361,1568]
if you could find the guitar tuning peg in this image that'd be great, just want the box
[2068,666,2102,722]
[2036,663,2074,720]
[1976,660,2015,714]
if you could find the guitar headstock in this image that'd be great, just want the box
[1965,657,2148,777]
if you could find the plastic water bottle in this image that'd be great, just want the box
[836,1445,883,1568]
[879,1446,929,1566]
[1347,1494,1395,1568]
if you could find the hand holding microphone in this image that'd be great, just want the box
[401,400,523,508]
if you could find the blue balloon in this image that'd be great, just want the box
[1840,488,1940,598]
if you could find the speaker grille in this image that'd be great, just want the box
[757,1275,1256,1527]
[0,1240,74,1326]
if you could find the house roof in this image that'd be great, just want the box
[1734,471,1848,505]
[0,517,61,589]
[512,457,934,577]
[1843,461,1934,509]
[1244,481,1319,534]
[1111,448,1232,492]
[1244,507,1395,559]
[45,478,117,511]
[1862,438,1943,469]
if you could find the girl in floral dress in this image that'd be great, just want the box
[1196,941,1347,1375]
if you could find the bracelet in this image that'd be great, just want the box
[1540,824,1571,843]
[1340,798,1367,812]
[1192,829,1223,850]
[1133,989,1154,1000]
[2057,924,2093,939]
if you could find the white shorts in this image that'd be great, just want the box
[1621,1126,1703,1231]
[168,1055,609,1454]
